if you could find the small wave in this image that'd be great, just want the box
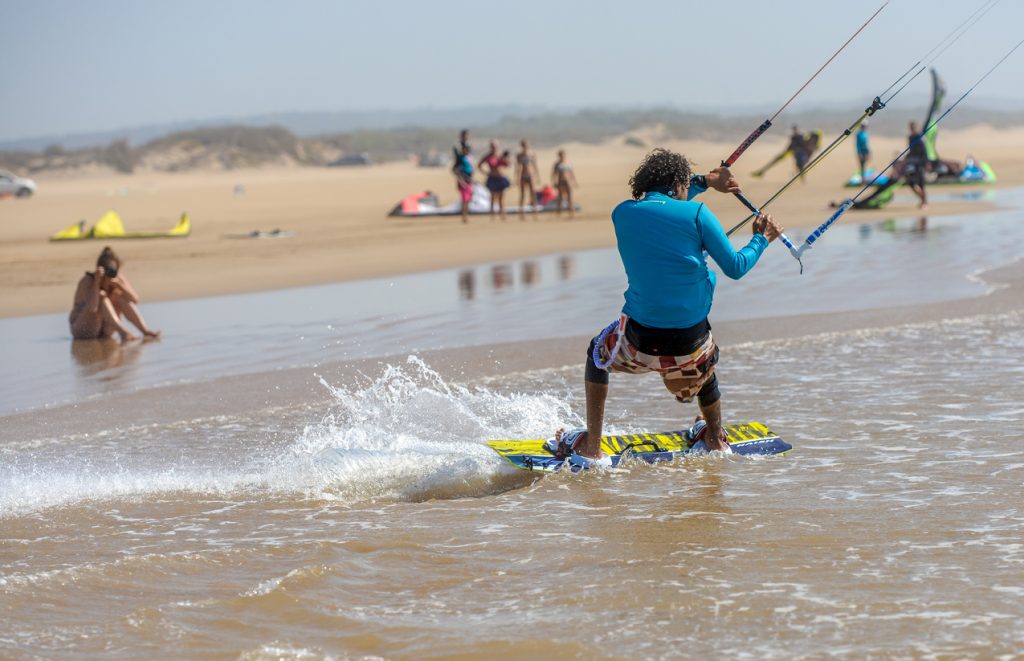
[263,356,572,502]
[0,357,572,516]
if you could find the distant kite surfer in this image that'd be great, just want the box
[904,121,928,209]
[552,149,783,467]
[751,125,822,180]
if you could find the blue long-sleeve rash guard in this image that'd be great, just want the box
[612,184,768,328]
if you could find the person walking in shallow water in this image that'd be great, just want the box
[552,149,578,218]
[552,149,782,467]
[70,246,160,342]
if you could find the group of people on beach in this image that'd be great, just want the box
[451,129,578,223]
[750,119,931,210]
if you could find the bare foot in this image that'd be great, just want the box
[693,416,728,451]
[143,330,161,341]
[705,431,729,452]
[552,427,602,459]
[120,331,139,343]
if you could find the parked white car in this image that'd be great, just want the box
[0,170,36,197]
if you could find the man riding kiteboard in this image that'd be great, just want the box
[554,149,783,467]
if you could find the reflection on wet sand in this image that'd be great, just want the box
[521,261,538,287]
[457,255,576,299]
[559,255,574,280]
[491,264,513,290]
[458,269,475,300]
[71,338,144,381]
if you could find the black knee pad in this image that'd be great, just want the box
[697,373,721,407]
[585,337,609,385]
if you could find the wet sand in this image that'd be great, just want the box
[1,125,1020,318]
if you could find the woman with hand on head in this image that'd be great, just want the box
[69,246,160,342]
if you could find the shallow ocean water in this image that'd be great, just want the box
[2,309,1023,658]
[2,191,1024,657]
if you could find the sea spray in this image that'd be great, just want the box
[0,356,577,516]
[279,356,578,501]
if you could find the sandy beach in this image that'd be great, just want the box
[2,125,1021,318]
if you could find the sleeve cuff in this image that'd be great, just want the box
[687,175,708,200]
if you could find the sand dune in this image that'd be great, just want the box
[1,126,1021,318]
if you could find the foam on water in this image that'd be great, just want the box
[0,357,573,517]
[264,356,577,502]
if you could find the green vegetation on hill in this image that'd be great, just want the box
[2,106,1021,175]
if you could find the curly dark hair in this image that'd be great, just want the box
[628,148,692,200]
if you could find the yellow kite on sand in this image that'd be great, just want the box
[50,210,190,241]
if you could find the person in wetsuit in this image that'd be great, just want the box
[905,121,928,209]
[553,149,783,466]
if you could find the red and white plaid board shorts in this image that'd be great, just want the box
[596,315,719,403]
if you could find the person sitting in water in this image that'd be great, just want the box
[69,246,160,342]
[553,149,782,467]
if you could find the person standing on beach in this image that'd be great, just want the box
[551,149,783,467]
[70,246,160,342]
[855,121,871,181]
[478,141,511,220]
[905,121,928,209]
[452,142,474,223]
[453,128,470,161]
[515,139,540,218]
[552,149,578,218]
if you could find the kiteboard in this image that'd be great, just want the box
[488,421,791,472]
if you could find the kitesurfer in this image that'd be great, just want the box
[904,121,928,209]
[555,149,783,466]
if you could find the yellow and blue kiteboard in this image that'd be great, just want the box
[488,422,791,472]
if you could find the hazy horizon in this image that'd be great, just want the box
[3,0,1023,143]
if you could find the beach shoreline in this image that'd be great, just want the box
[1,126,1020,319]
[5,254,1020,438]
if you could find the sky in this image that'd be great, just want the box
[1,0,1022,142]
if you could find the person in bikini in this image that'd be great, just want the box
[478,140,512,220]
[551,149,578,218]
[515,139,541,219]
[69,246,160,342]
[553,149,782,467]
